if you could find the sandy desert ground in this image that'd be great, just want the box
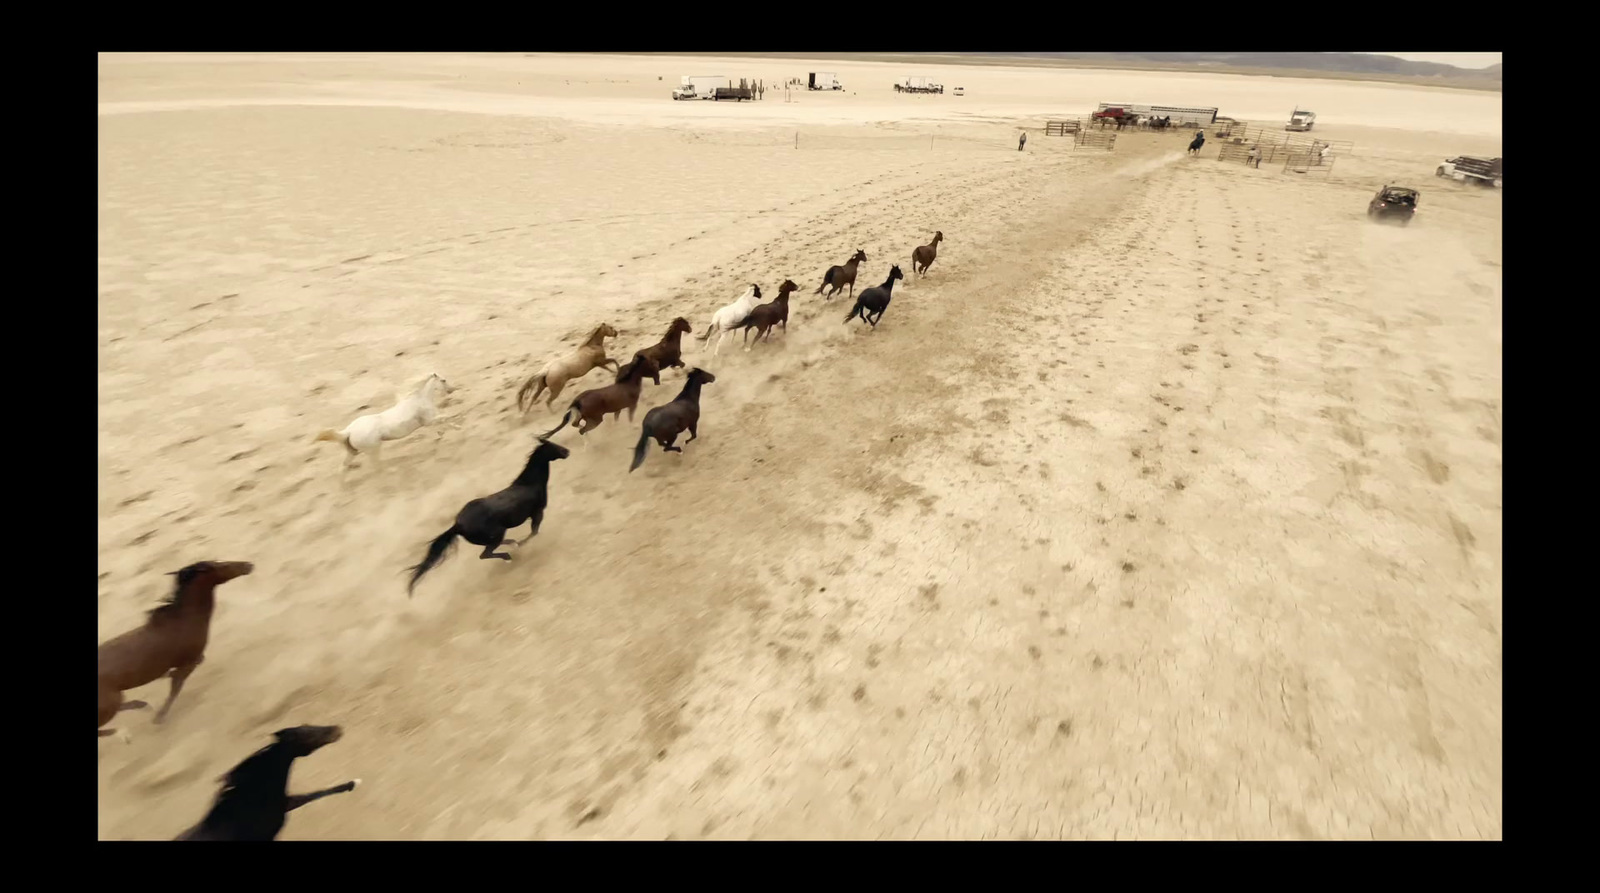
[97,53,1502,839]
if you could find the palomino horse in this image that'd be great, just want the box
[176,725,360,840]
[694,284,763,357]
[98,561,255,738]
[316,373,456,467]
[516,323,621,411]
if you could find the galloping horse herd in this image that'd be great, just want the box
[98,230,946,839]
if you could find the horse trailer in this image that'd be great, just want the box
[898,76,944,94]
[1437,156,1502,188]
[808,72,842,91]
[673,75,729,100]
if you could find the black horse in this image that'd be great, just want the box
[406,439,571,595]
[844,265,905,329]
[1187,131,1206,155]
[176,725,359,841]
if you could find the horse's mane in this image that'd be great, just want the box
[584,324,612,344]
[147,565,204,620]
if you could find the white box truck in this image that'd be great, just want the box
[673,76,730,100]
[807,72,841,91]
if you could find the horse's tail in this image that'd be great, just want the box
[515,371,547,413]
[539,405,578,441]
[815,269,833,295]
[314,429,345,446]
[406,525,461,596]
[629,431,651,473]
[844,302,862,324]
[694,321,715,341]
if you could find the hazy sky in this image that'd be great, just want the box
[1365,52,1501,69]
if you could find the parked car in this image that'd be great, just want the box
[1367,185,1419,225]
[952,86,965,96]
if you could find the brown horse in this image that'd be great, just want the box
[912,231,943,276]
[815,250,868,300]
[737,279,799,348]
[540,353,662,440]
[98,561,254,738]
[515,323,620,412]
[634,317,693,375]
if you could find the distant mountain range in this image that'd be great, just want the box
[977,52,1501,82]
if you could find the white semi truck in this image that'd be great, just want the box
[673,76,730,100]
[1285,108,1317,131]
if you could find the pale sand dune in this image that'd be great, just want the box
[98,54,1500,839]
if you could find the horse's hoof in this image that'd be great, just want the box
[351,779,363,790]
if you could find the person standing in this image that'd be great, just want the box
[1019,131,1027,152]
[1248,144,1261,168]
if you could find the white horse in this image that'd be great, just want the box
[315,373,457,466]
[694,284,763,357]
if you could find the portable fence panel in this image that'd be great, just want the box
[1074,130,1117,151]
[1284,151,1336,176]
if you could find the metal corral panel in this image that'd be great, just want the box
[1097,103,1219,126]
